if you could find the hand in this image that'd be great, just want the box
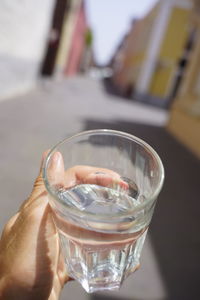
[0,151,128,300]
[0,151,68,300]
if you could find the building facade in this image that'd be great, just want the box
[63,0,88,75]
[41,0,90,77]
[0,0,90,101]
[0,0,55,101]
[112,0,192,107]
[167,0,200,158]
[53,0,88,76]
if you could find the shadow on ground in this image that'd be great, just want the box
[83,119,200,300]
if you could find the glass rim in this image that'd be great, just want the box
[43,129,165,220]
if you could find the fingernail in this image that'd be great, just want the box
[52,151,62,164]
[112,178,129,191]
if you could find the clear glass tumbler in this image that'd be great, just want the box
[43,129,164,293]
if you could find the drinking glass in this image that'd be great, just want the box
[43,129,164,293]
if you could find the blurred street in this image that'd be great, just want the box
[0,76,200,300]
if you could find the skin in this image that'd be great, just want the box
[0,152,131,300]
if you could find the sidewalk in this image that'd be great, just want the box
[0,76,199,300]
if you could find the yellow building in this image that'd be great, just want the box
[167,0,200,158]
[112,0,192,106]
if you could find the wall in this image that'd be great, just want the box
[0,0,55,101]
[111,0,192,106]
[168,106,200,158]
[148,6,190,98]
[135,0,170,96]
[167,10,200,158]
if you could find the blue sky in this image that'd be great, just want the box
[85,0,158,65]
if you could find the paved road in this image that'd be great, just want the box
[0,76,199,300]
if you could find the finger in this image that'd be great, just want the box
[65,165,129,190]
[133,263,140,273]
[135,263,140,271]
[48,151,65,189]
[84,172,129,190]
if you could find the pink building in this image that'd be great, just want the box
[64,0,87,76]
[41,0,89,77]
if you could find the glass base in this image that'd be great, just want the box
[59,229,147,293]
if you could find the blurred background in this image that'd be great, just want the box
[0,0,200,299]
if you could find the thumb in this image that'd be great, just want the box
[20,150,50,210]
[30,150,65,199]
[25,150,65,210]
[30,150,50,197]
